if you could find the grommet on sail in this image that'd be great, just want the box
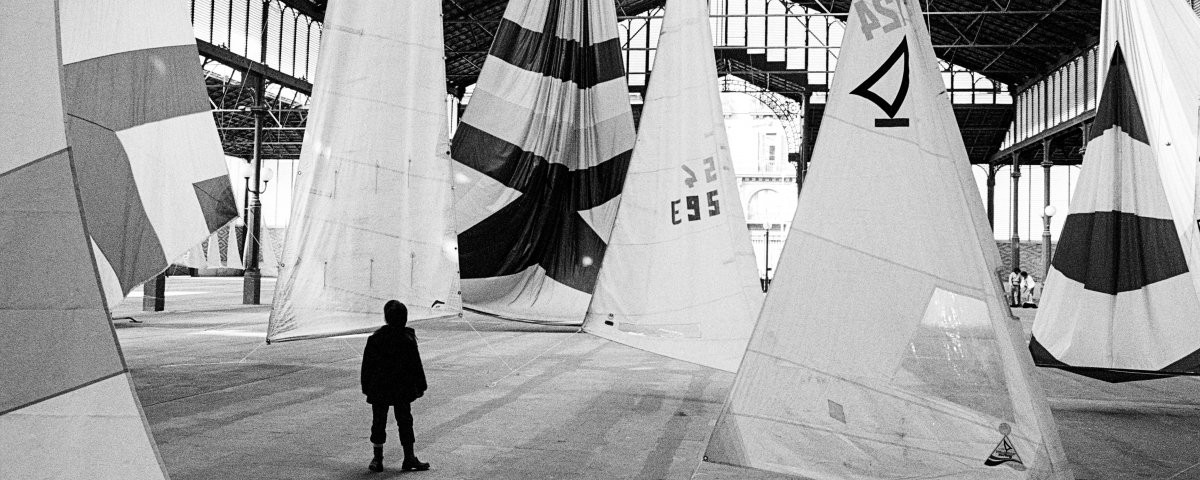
[1031,0,1200,383]
[451,0,637,325]
[702,0,1071,477]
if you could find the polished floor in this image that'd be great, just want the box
[112,277,1200,479]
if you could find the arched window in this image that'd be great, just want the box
[747,189,780,222]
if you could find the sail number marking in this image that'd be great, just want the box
[672,157,721,225]
[855,0,907,41]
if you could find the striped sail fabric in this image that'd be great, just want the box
[59,0,238,309]
[180,224,244,270]
[0,1,167,478]
[452,0,637,325]
[582,0,762,373]
[704,0,1071,477]
[1031,0,1200,382]
[267,0,462,342]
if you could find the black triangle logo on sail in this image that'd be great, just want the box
[984,423,1027,471]
[1086,43,1148,144]
[850,37,910,128]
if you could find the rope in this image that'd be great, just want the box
[485,327,582,388]
[459,314,517,373]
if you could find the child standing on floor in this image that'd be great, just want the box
[361,300,431,473]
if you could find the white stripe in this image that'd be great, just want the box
[60,0,196,65]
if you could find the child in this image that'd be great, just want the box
[361,300,431,472]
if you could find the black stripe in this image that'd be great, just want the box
[452,121,631,293]
[451,121,632,210]
[489,18,625,89]
[1088,43,1148,144]
[1031,335,1200,383]
[1052,211,1188,294]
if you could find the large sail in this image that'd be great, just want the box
[703,0,1071,478]
[0,1,167,478]
[59,0,238,309]
[452,0,637,325]
[268,0,461,342]
[582,0,761,372]
[1030,0,1200,382]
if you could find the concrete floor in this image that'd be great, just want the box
[112,277,1200,480]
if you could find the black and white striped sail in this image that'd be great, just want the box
[0,1,167,477]
[451,0,637,325]
[60,0,238,308]
[1031,0,1200,382]
[703,0,1071,477]
[582,0,761,373]
[268,0,462,342]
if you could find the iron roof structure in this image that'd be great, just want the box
[200,0,1103,164]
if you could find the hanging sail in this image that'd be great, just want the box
[0,1,167,478]
[1030,0,1200,383]
[451,0,637,325]
[703,0,1071,478]
[582,0,761,372]
[267,0,461,342]
[59,0,238,309]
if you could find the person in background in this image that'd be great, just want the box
[361,300,430,473]
[1023,273,1040,308]
[1008,268,1022,307]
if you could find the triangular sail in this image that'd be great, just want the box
[0,2,166,477]
[1031,0,1200,382]
[703,0,1071,478]
[451,0,637,325]
[59,0,238,309]
[268,0,461,342]
[582,0,761,372]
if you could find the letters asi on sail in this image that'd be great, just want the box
[451,0,637,325]
[1031,0,1200,382]
[1,1,167,477]
[268,0,462,342]
[703,0,1071,478]
[582,0,762,373]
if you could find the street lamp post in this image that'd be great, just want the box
[241,128,273,305]
[763,223,773,292]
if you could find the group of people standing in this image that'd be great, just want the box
[1007,268,1041,308]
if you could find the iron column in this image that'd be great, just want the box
[1041,139,1053,280]
[1010,152,1021,272]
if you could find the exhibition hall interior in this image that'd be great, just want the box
[5,0,1200,478]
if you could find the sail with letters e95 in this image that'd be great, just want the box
[582,0,762,373]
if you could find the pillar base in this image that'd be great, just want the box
[142,273,166,312]
[243,270,261,305]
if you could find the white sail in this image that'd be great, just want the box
[582,0,762,373]
[0,1,167,478]
[451,0,637,325]
[268,0,461,342]
[704,0,1071,478]
[1031,0,1200,382]
[59,0,238,308]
